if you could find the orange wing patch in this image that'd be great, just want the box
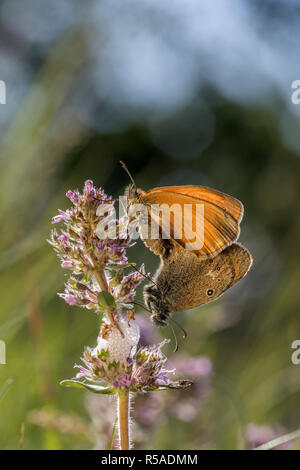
[141,186,242,258]
[147,185,243,223]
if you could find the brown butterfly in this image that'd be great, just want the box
[143,242,252,327]
[121,162,252,332]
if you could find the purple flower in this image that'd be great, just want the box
[111,268,146,304]
[51,209,71,224]
[84,180,94,196]
[49,181,142,313]
[74,365,90,379]
[156,372,170,384]
[113,375,132,389]
[94,242,104,251]
[51,179,196,451]
[72,318,185,393]
[61,260,73,269]
[58,293,78,305]
[58,233,69,244]
[66,190,80,205]
[52,214,65,224]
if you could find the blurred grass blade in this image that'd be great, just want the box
[0,378,13,402]
[108,416,118,450]
[255,428,300,450]
[19,423,25,450]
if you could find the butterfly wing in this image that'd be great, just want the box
[190,243,253,308]
[147,185,243,223]
[141,186,243,258]
[153,243,252,313]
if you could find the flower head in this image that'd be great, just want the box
[52,180,196,451]
[73,316,190,393]
[48,181,144,314]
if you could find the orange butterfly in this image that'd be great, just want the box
[121,162,243,258]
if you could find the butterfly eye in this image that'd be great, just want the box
[209,259,213,264]
[207,289,214,296]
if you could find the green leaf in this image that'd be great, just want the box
[97,291,116,310]
[60,380,115,395]
[106,263,136,270]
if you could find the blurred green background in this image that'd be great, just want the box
[1,0,300,450]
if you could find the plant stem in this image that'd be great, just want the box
[94,269,124,336]
[118,390,130,450]
[94,269,109,292]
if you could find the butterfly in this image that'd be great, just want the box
[121,162,252,331]
[122,163,243,259]
[143,242,252,327]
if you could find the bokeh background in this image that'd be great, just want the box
[1,0,300,450]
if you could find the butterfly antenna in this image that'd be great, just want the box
[169,323,179,353]
[131,264,159,288]
[169,317,188,340]
[120,161,136,188]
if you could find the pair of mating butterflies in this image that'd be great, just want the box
[123,164,252,330]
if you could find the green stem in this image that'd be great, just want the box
[94,269,109,292]
[118,390,130,450]
[94,269,124,336]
